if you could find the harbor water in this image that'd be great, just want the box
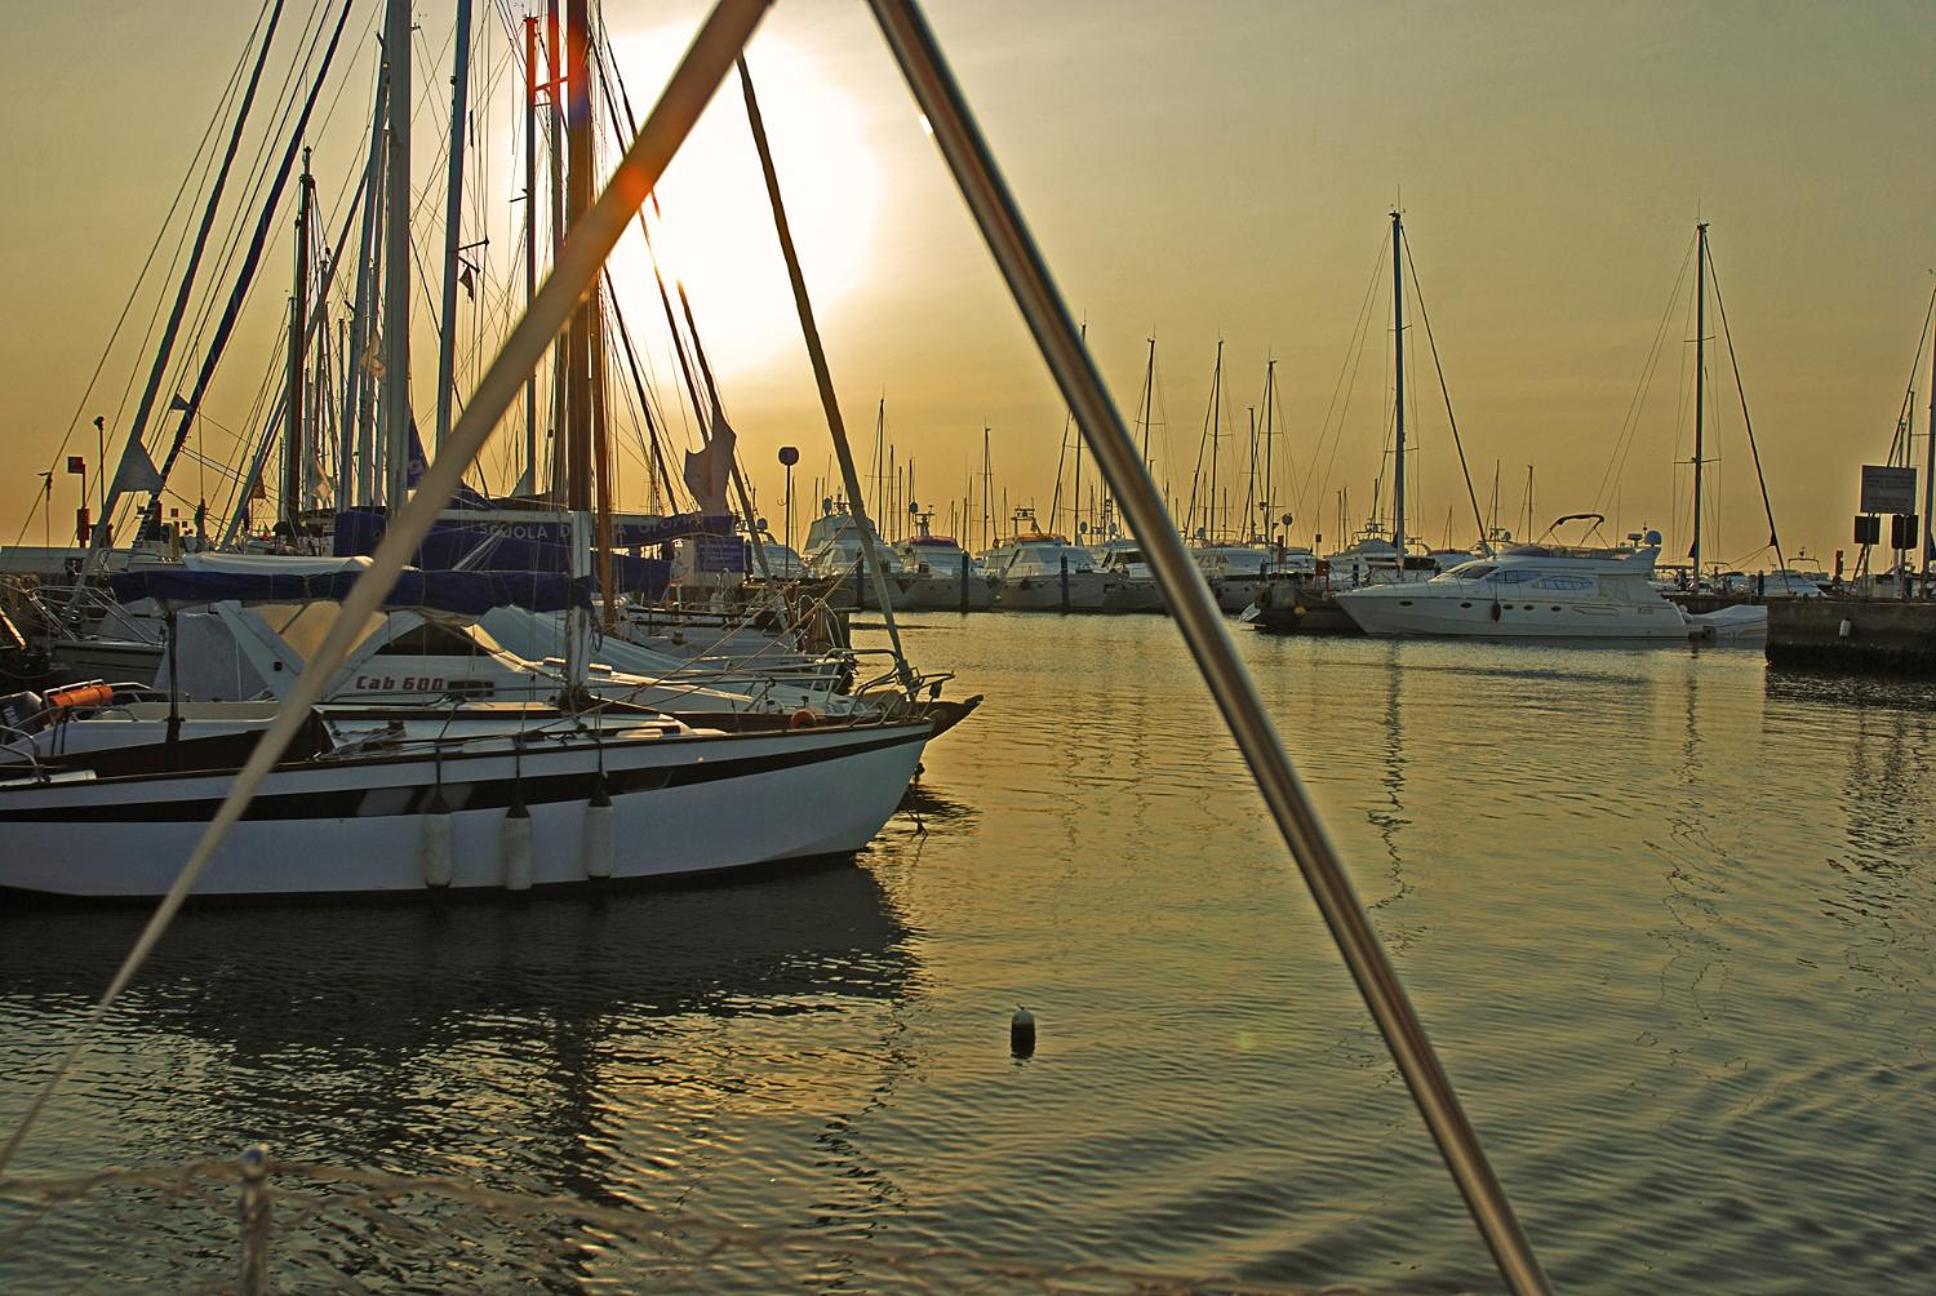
[3,614,1933,1291]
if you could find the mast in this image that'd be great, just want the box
[981,427,992,549]
[340,70,386,508]
[545,0,567,497]
[1139,336,1156,465]
[563,0,592,513]
[1391,208,1406,561]
[1262,357,1276,545]
[520,15,539,494]
[282,149,313,535]
[380,0,412,510]
[1209,339,1223,542]
[1692,220,1708,587]
[433,0,474,452]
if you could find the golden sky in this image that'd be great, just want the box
[3,1,1934,569]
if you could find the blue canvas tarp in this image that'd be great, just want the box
[111,568,592,616]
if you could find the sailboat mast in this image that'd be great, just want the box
[341,72,385,509]
[1263,358,1276,543]
[433,0,474,452]
[1139,337,1156,465]
[1391,208,1406,561]
[521,15,539,494]
[1209,339,1222,542]
[1692,220,1708,586]
[282,149,312,535]
[380,0,411,510]
[981,427,992,550]
[563,0,593,513]
[545,0,566,497]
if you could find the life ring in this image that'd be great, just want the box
[789,709,817,730]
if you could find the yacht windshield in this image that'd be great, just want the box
[1438,563,1495,583]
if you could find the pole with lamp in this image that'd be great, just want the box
[778,444,799,570]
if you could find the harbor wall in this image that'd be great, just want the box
[1765,598,1936,675]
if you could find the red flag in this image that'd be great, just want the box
[66,456,85,474]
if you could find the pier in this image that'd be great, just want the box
[1765,599,1936,675]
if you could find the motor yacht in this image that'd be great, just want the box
[1335,528,1767,640]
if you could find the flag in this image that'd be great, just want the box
[168,393,194,413]
[682,410,737,515]
[109,436,164,495]
[66,456,85,475]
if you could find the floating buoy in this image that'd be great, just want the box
[582,780,615,881]
[503,798,534,892]
[420,788,453,889]
[1010,1005,1036,1058]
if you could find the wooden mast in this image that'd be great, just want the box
[521,15,539,495]
[433,0,473,452]
[380,0,412,510]
[282,149,312,536]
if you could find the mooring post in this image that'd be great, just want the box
[1060,552,1069,611]
[960,550,970,610]
[238,1143,271,1296]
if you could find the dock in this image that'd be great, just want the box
[1765,599,1936,675]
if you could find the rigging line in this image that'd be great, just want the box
[0,0,770,1179]
[605,275,684,508]
[1704,241,1786,570]
[1884,284,1936,466]
[116,0,292,506]
[109,0,346,540]
[867,4,1548,1289]
[1594,231,1695,512]
[139,0,359,529]
[139,0,341,465]
[12,0,271,545]
[1304,231,1387,529]
[1400,231,1488,553]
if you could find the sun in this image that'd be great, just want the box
[602,27,880,383]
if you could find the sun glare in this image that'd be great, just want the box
[604,28,880,382]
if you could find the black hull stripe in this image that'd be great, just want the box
[0,730,925,824]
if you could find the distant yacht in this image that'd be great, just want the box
[1335,523,1766,640]
[1195,542,1315,613]
[802,501,911,609]
[890,514,996,610]
[982,512,1109,610]
[1089,539,1166,612]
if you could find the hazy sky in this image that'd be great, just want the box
[3,0,1934,568]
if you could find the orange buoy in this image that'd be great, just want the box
[45,683,114,711]
[789,709,817,730]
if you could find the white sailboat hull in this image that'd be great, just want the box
[0,721,927,899]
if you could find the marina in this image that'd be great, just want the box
[1,0,1934,1292]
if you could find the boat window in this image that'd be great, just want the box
[374,620,489,656]
[1441,563,1494,582]
[1493,569,1535,584]
[1533,574,1594,591]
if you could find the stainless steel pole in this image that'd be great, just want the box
[865,4,1548,1291]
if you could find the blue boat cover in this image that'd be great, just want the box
[111,568,592,615]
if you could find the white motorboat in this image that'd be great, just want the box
[982,528,1109,611]
[1089,540,1165,612]
[890,527,997,610]
[0,696,929,899]
[1195,543,1315,613]
[1322,525,1405,589]
[1335,528,1767,640]
[802,503,912,609]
